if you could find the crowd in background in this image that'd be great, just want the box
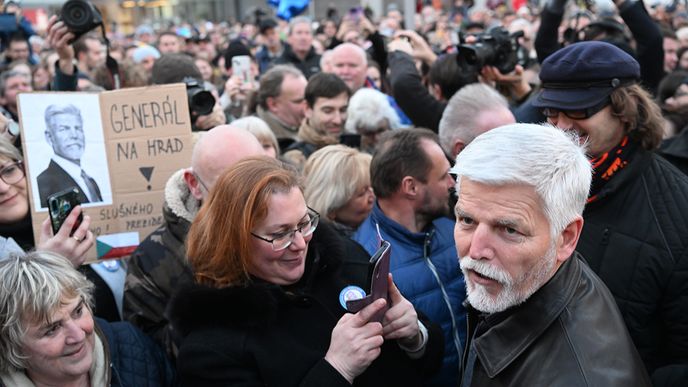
[1,0,688,386]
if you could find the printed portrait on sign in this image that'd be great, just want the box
[19,93,112,211]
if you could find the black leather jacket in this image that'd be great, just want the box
[461,254,651,387]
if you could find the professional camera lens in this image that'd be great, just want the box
[60,0,103,41]
[190,91,215,116]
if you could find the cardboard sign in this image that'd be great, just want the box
[19,84,193,263]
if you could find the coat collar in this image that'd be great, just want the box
[470,254,582,377]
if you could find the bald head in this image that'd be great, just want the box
[330,43,367,92]
[187,125,264,199]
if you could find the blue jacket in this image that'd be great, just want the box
[353,202,467,386]
[97,318,175,386]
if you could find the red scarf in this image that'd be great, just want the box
[587,136,636,204]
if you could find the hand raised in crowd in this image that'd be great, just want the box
[382,274,422,346]
[223,75,256,104]
[480,65,532,101]
[38,205,94,268]
[46,15,76,76]
[393,30,438,65]
[359,15,377,37]
[325,299,386,384]
[194,99,226,130]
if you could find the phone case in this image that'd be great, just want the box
[346,240,391,323]
[47,187,83,235]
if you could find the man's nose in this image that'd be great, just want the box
[467,224,495,261]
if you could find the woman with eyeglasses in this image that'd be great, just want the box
[0,134,128,323]
[169,156,442,387]
[0,135,93,262]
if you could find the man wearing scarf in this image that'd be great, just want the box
[532,41,688,386]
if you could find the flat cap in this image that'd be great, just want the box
[533,41,640,110]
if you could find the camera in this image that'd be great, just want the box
[456,27,524,74]
[60,0,102,42]
[183,77,216,120]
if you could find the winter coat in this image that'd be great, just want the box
[274,43,321,79]
[353,202,466,387]
[123,169,198,358]
[461,254,651,387]
[97,318,175,387]
[168,221,443,387]
[577,147,688,385]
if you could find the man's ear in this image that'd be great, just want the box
[183,169,203,201]
[431,84,444,101]
[266,96,278,112]
[304,104,313,121]
[452,140,466,159]
[44,130,53,147]
[555,216,584,264]
[400,176,418,198]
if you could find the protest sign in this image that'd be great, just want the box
[19,84,193,263]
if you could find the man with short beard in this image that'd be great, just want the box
[354,128,466,387]
[452,123,650,386]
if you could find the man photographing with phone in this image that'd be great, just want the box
[37,103,103,208]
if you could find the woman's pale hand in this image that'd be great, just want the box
[382,274,421,346]
[38,205,93,268]
[325,299,386,384]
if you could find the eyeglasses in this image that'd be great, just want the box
[541,99,610,120]
[0,161,24,185]
[193,172,210,193]
[251,207,320,251]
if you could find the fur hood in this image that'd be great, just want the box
[168,221,353,336]
[163,168,200,223]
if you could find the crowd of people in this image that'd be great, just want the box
[1,0,688,385]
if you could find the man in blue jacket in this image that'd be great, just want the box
[354,128,466,386]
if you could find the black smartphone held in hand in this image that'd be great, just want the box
[47,187,83,236]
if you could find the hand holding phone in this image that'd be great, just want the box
[232,55,252,84]
[47,187,83,236]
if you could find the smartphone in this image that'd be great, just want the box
[340,133,361,149]
[232,55,252,84]
[346,240,392,322]
[348,7,363,23]
[47,187,83,236]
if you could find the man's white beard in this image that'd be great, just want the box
[460,244,557,314]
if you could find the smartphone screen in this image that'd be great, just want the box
[47,187,83,236]
[232,55,252,84]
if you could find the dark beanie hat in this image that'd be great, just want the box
[223,40,252,70]
[532,41,640,110]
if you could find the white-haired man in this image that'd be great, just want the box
[438,83,515,159]
[453,123,651,386]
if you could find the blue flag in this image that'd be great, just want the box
[268,0,309,20]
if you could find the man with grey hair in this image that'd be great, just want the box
[274,16,321,78]
[255,64,308,147]
[453,123,650,386]
[124,125,264,357]
[37,103,102,208]
[438,83,515,158]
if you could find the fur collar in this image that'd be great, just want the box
[168,221,349,336]
[164,168,200,223]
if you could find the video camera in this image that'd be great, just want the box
[59,0,102,42]
[456,27,525,74]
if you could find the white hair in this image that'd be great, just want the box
[677,27,688,43]
[452,123,591,236]
[438,83,510,154]
[345,88,401,134]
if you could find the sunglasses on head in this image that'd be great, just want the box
[541,98,610,120]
